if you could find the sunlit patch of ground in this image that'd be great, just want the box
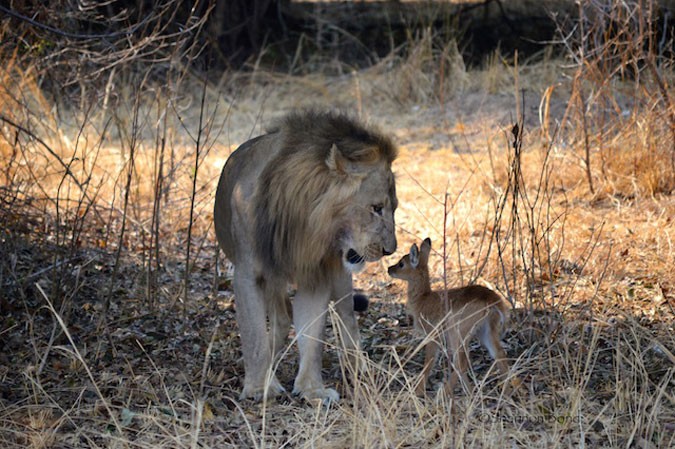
[1,58,674,447]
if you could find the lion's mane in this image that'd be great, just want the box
[254,110,397,286]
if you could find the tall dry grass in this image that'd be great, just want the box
[544,0,675,198]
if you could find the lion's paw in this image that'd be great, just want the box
[240,377,286,402]
[294,386,340,405]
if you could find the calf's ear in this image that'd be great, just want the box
[409,244,419,268]
[419,238,432,262]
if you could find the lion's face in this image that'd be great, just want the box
[339,166,397,272]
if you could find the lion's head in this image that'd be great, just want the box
[254,110,398,286]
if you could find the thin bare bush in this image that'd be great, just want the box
[549,0,675,197]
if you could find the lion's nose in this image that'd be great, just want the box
[383,236,397,256]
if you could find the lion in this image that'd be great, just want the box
[213,110,398,403]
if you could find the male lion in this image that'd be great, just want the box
[214,110,398,403]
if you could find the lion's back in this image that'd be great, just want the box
[213,133,279,264]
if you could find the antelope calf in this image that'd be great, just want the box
[388,238,514,395]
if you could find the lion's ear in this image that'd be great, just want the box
[326,143,347,174]
[326,143,372,176]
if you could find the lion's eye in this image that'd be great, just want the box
[372,204,384,215]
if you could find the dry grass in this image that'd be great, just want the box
[2,1,675,447]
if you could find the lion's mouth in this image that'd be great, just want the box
[343,244,386,272]
[346,246,384,263]
[342,248,366,273]
[346,249,364,265]
[364,244,384,262]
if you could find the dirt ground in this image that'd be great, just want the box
[1,57,674,448]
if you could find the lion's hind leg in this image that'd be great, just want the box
[268,283,292,358]
[331,270,362,378]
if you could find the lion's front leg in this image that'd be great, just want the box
[233,270,285,401]
[291,286,339,404]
